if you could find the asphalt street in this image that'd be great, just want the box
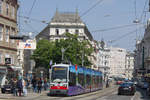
[0,86,150,100]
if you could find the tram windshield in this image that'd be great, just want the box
[51,67,68,83]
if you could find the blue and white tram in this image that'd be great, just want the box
[49,64,103,96]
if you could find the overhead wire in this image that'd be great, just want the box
[80,0,104,18]
[134,0,137,19]
[107,24,145,44]
[28,0,37,17]
[91,23,143,32]
[140,0,148,22]
[19,15,49,24]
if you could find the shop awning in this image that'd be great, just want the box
[9,66,22,71]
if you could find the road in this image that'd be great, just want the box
[0,86,149,100]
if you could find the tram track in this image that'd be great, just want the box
[49,85,118,100]
[23,85,118,100]
[69,86,118,100]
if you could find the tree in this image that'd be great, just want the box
[31,33,94,69]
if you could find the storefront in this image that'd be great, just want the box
[0,65,22,87]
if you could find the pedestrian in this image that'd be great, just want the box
[44,78,48,91]
[32,77,37,93]
[12,78,18,96]
[106,80,109,88]
[22,79,27,96]
[37,78,42,93]
[17,79,23,96]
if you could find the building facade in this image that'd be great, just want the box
[0,0,19,85]
[125,52,134,79]
[134,19,150,78]
[109,47,127,78]
[36,10,99,69]
[36,10,93,42]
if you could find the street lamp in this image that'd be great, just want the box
[40,71,43,78]
[61,48,66,61]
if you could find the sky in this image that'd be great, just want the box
[18,0,150,52]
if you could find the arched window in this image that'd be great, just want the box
[75,29,79,34]
[11,6,15,18]
[5,27,9,42]
[0,25,3,41]
[0,0,2,14]
[6,3,9,16]
[65,29,69,33]
[56,29,59,35]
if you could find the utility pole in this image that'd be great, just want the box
[149,0,150,12]
[82,51,84,66]
[142,46,145,76]
[61,48,65,62]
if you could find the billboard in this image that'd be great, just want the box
[18,39,36,49]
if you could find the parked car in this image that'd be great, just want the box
[1,84,13,93]
[116,80,123,85]
[1,79,13,94]
[118,82,136,95]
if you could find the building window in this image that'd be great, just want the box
[5,27,9,42]
[11,29,15,43]
[65,29,69,33]
[0,53,2,64]
[0,0,3,14]
[6,3,9,16]
[11,6,15,18]
[11,55,14,64]
[56,29,59,35]
[75,29,79,34]
[0,25,3,41]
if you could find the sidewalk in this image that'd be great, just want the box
[0,89,49,99]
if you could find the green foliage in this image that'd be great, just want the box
[31,33,93,69]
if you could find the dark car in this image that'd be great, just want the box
[1,84,13,93]
[118,82,136,95]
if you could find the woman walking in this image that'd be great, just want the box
[37,78,42,93]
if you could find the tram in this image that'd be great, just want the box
[49,64,103,96]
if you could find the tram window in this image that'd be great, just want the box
[78,73,84,86]
[69,72,76,86]
[97,76,99,84]
[92,75,95,85]
[99,76,102,83]
[86,74,91,85]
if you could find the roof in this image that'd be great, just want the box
[51,10,83,23]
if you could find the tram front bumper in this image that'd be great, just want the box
[50,89,68,95]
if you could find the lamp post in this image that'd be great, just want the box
[61,48,65,62]
[40,71,43,79]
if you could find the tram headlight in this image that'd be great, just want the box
[50,84,55,87]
